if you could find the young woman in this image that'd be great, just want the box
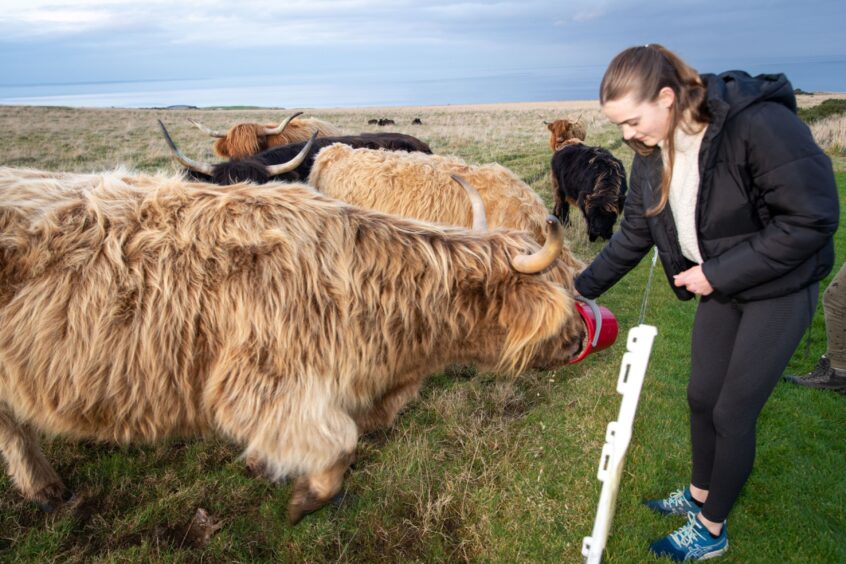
[575,44,839,560]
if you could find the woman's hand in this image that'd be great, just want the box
[673,265,714,296]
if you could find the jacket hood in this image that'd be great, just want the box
[702,71,796,121]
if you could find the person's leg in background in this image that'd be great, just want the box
[785,263,846,393]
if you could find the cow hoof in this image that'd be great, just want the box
[244,459,290,484]
[287,480,331,525]
[34,483,74,513]
[245,457,271,480]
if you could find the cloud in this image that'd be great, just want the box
[571,8,609,23]
[0,0,571,47]
[0,1,456,47]
[0,0,844,91]
[0,0,152,38]
[424,2,525,18]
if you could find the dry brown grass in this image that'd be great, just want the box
[795,92,846,108]
[811,114,846,153]
[0,102,602,171]
[1,98,840,176]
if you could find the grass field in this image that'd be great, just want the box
[0,102,844,562]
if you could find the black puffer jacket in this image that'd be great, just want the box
[576,71,839,302]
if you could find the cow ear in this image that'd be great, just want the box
[547,122,556,132]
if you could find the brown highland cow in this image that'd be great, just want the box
[546,118,587,151]
[190,111,342,158]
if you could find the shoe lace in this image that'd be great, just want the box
[669,512,707,547]
[813,356,832,378]
[665,489,689,509]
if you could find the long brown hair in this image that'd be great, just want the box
[600,44,711,215]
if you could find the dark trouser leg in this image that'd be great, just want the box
[688,285,817,523]
[823,263,846,370]
[687,294,741,492]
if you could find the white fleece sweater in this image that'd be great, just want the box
[661,125,707,264]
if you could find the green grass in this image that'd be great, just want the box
[798,98,846,123]
[0,106,843,562]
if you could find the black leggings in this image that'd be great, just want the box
[687,284,818,523]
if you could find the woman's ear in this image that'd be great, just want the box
[657,86,676,109]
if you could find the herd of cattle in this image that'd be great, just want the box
[0,111,628,524]
[366,117,423,126]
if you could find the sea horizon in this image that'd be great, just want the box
[2,58,845,110]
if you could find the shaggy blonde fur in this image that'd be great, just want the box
[213,117,342,159]
[308,144,584,272]
[0,166,584,522]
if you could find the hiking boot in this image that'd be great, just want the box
[784,356,831,383]
[784,357,846,393]
[643,487,702,516]
[649,511,728,561]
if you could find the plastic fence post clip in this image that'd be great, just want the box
[581,324,657,564]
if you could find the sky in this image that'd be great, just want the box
[0,0,844,105]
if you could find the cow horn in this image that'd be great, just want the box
[261,111,304,136]
[158,120,215,176]
[264,131,317,176]
[510,215,563,274]
[450,174,488,232]
[187,118,225,138]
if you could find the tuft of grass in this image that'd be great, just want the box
[798,98,846,123]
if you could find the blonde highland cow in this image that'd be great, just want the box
[0,166,585,524]
[308,143,584,272]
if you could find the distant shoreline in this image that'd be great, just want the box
[312,99,603,114]
[172,91,846,112]
[0,99,604,113]
[3,91,845,113]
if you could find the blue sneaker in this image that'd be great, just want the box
[643,487,702,516]
[649,511,728,561]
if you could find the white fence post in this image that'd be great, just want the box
[581,324,657,564]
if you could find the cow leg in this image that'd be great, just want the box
[555,198,572,227]
[353,380,422,434]
[0,402,70,511]
[288,450,355,525]
[209,366,359,524]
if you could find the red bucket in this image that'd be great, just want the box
[569,296,619,364]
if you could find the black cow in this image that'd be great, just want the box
[551,143,628,242]
[159,121,432,186]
